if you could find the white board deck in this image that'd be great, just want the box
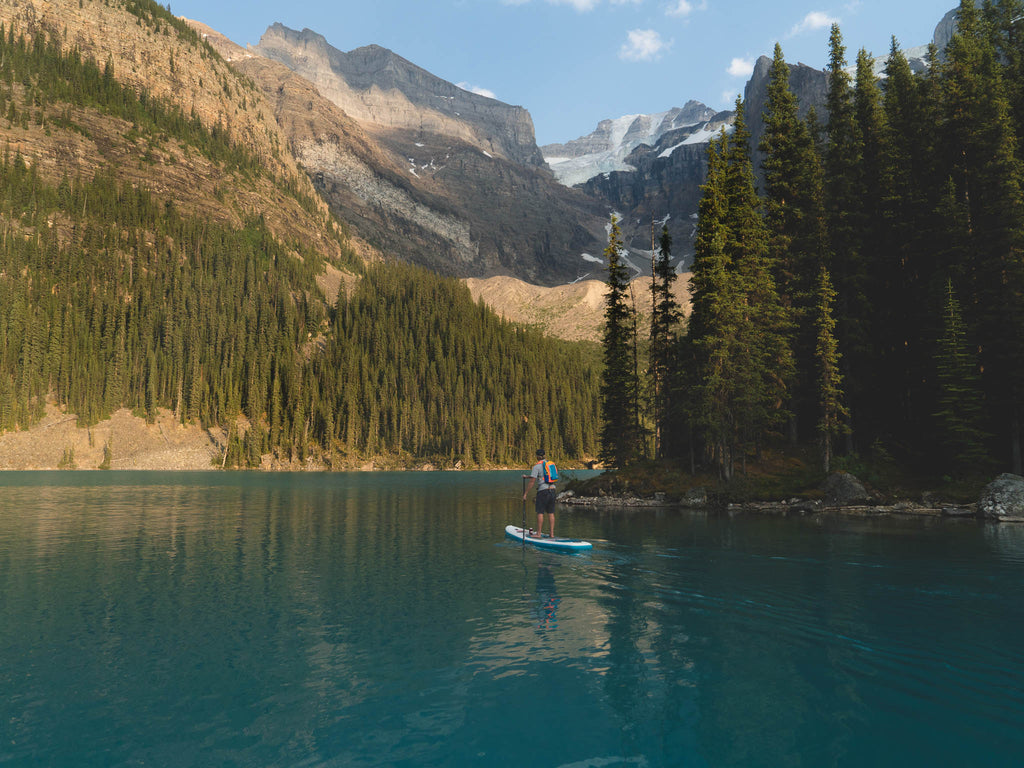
[505,524,592,552]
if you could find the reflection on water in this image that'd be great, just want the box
[0,472,1022,767]
[986,521,1024,563]
[535,564,559,630]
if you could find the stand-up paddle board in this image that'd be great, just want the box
[505,525,592,552]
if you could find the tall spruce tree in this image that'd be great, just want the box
[649,224,681,459]
[879,39,929,451]
[852,46,904,447]
[600,214,642,468]
[759,42,828,441]
[688,133,742,477]
[813,264,848,473]
[933,278,990,474]
[824,24,870,456]
[723,98,794,462]
[687,106,793,479]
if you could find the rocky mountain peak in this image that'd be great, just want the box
[541,100,722,187]
[253,23,543,166]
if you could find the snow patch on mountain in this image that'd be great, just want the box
[658,124,732,158]
[542,101,720,187]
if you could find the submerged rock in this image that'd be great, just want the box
[979,474,1024,522]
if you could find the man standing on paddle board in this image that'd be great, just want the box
[523,448,556,539]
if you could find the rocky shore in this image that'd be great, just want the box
[559,471,1024,523]
[7,404,1024,526]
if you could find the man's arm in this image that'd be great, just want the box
[522,475,536,500]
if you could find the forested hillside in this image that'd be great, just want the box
[0,1,603,468]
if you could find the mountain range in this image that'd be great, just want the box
[237,22,610,286]
[237,23,733,283]
[0,0,962,313]
[188,9,957,294]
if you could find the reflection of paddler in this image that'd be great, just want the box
[536,564,559,629]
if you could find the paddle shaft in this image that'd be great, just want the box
[521,475,527,545]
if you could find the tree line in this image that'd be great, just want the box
[0,23,603,468]
[601,0,1024,481]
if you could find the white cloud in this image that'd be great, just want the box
[457,82,497,99]
[666,0,706,17]
[620,29,671,61]
[727,57,754,77]
[503,0,640,9]
[789,11,839,36]
[550,0,600,10]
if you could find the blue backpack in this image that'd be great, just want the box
[542,460,558,484]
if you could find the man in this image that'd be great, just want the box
[523,448,556,538]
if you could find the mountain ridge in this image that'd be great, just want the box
[254,23,544,167]
[238,22,609,285]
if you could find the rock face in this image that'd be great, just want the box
[543,104,734,270]
[980,474,1024,522]
[241,23,607,285]
[577,136,720,270]
[255,24,543,167]
[743,55,829,185]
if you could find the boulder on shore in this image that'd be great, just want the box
[979,474,1024,522]
[823,472,871,506]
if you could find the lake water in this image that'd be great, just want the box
[1,471,1023,767]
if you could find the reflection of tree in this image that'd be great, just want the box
[0,474,527,766]
[598,550,658,757]
[594,514,863,764]
[693,521,841,765]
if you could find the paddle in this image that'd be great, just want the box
[521,475,527,546]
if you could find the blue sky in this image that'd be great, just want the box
[169,0,956,146]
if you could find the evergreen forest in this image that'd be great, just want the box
[607,0,1024,483]
[0,16,602,468]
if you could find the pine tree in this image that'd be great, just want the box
[649,224,680,459]
[813,265,848,473]
[600,215,642,468]
[759,42,829,440]
[878,39,928,449]
[723,99,794,462]
[824,24,867,451]
[933,278,990,474]
[687,133,742,476]
[687,106,794,478]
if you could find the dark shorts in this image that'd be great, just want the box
[535,487,556,515]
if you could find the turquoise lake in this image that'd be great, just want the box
[1,470,1022,767]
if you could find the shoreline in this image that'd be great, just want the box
[560,493,994,521]
[0,404,594,473]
